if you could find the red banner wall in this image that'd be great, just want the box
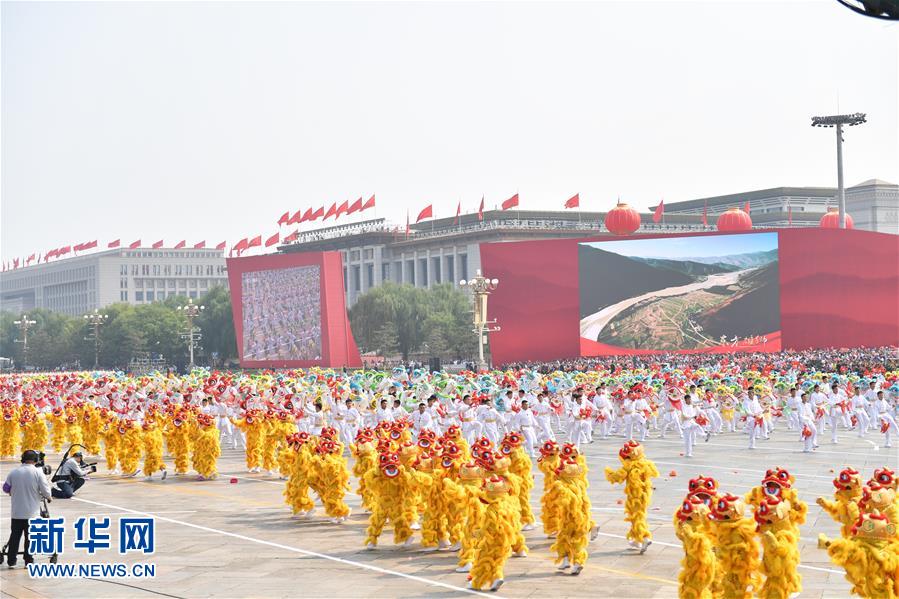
[227,251,362,368]
[481,229,899,365]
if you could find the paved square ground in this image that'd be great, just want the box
[2,429,896,598]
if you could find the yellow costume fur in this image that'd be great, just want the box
[605,441,659,546]
[547,458,592,573]
[141,419,167,477]
[709,493,760,599]
[283,434,316,516]
[674,495,717,599]
[537,441,561,536]
[817,467,863,538]
[819,511,899,598]
[469,474,524,592]
[192,415,221,479]
[754,496,801,599]
[363,452,416,547]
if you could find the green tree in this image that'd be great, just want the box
[197,285,238,364]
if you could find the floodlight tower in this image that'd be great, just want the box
[811,112,867,228]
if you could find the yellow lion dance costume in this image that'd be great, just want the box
[20,412,48,454]
[99,412,120,472]
[81,406,102,455]
[141,418,167,480]
[754,496,801,599]
[744,467,807,537]
[309,438,352,523]
[192,414,221,480]
[819,511,899,598]
[605,440,659,552]
[283,433,316,517]
[709,493,760,599]
[47,407,67,453]
[674,495,717,599]
[411,451,451,550]
[468,474,523,593]
[547,457,593,575]
[363,451,416,548]
[350,429,377,511]
[117,419,143,476]
[65,412,84,446]
[166,410,193,475]
[817,467,863,538]
[503,432,536,530]
[231,409,265,472]
[538,441,561,537]
[859,467,899,529]
[444,459,486,573]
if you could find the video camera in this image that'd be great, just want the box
[50,444,97,483]
[28,450,52,476]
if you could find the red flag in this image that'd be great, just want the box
[323,203,337,220]
[362,195,375,211]
[335,200,349,219]
[283,231,299,243]
[478,196,484,221]
[743,201,751,214]
[58,246,71,255]
[152,240,164,249]
[13,258,19,269]
[564,194,579,209]
[215,241,227,250]
[287,210,302,225]
[501,193,519,210]
[108,239,121,248]
[194,241,206,249]
[701,200,708,227]
[74,243,84,252]
[416,204,433,223]
[84,240,97,250]
[454,201,461,225]
[248,235,262,248]
[347,197,363,214]
[310,206,325,221]
[174,240,186,249]
[129,240,141,249]
[27,253,35,263]
[233,238,249,253]
[653,200,664,223]
[46,248,58,259]
[277,211,290,226]
[299,208,313,223]
[265,232,279,247]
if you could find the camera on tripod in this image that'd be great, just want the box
[34,451,52,476]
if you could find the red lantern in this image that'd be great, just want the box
[716,207,752,232]
[819,207,854,229]
[604,202,641,236]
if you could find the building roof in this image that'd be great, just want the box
[850,179,897,188]
[650,186,838,212]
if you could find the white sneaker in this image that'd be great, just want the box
[489,579,504,592]
[365,542,376,550]
[438,539,451,550]
[512,549,527,558]
[303,510,315,519]
[522,523,535,531]
[455,563,472,573]
[571,563,583,576]
[161,470,167,480]
[403,536,415,547]
[558,557,570,570]
[449,541,461,551]
[410,522,421,530]
[329,517,341,524]
[640,539,652,554]
[422,545,439,552]
[590,526,599,541]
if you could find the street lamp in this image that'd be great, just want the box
[811,112,867,228]
[83,309,108,370]
[459,269,500,370]
[13,315,37,370]
[177,298,205,369]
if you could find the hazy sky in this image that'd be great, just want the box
[2,1,896,260]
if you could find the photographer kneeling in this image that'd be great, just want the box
[2,450,52,567]
[52,450,95,499]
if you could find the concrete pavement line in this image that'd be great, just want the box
[71,497,502,599]
[591,564,677,586]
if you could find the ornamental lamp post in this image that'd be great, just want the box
[459,269,500,370]
[177,298,205,370]
[13,315,37,370]
[83,309,109,369]
[811,112,867,228]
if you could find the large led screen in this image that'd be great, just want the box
[578,232,781,352]
[241,265,322,361]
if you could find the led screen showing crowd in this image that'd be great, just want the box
[241,265,322,361]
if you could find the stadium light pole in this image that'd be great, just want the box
[459,270,500,370]
[811,112,867,228]
[13,315,37,370]
[83,309,108,369]
[177,298,205,370]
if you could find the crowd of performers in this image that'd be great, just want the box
[1,348,898,594]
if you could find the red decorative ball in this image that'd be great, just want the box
[819,207,854,229]
[604,202,641,236]
[716,207,752,232]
